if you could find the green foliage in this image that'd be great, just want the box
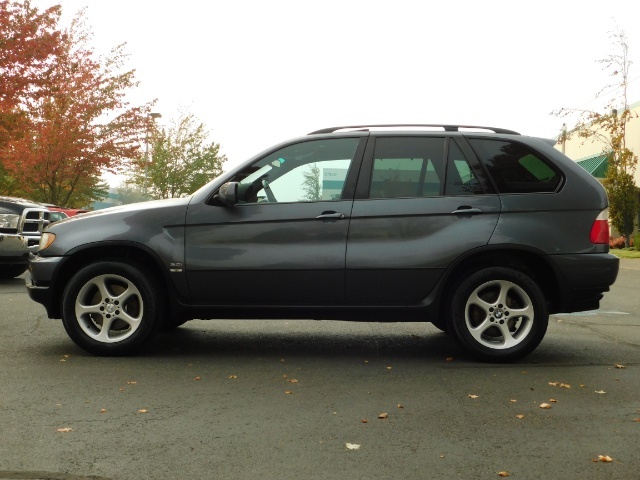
[553,27,639,244]
[301,163,321,201]
[129,112,226,199]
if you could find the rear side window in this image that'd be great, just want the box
[468,139,562,193]
[445,141,484,195]
[369,137,445,198]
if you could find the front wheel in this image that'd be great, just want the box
[61,261,163,355]
[448,267,548,362]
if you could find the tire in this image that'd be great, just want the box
[61,261,163,356]
[0,264,27,279]
[448,267,548,363]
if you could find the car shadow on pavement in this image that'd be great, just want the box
[140,321,472,362]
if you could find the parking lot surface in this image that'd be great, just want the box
[1,261,639,480]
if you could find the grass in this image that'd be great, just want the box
[610,249,640,259]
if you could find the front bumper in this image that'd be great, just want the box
[26,254,64,318]
[0,234,29,263]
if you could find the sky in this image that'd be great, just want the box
[29,0,640,183]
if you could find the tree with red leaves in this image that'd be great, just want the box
[0,1,152,206]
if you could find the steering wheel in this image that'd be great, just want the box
[261,178,277,203]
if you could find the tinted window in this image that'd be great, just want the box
[468,139,562,193]
[445,141,484,195]
[369,137,444,198]
[230,138,360,203]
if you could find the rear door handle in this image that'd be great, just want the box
[316,211,348,220]
[452,207,483,215]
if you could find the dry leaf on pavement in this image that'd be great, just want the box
[56,427,72,433]
[378,413,388,419]
[346,443,361,450]
[540,403,552,409]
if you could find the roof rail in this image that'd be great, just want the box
[308,124,520,135]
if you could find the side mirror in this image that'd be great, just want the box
[215,182,239,206]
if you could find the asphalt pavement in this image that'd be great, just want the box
[0,261,638,480]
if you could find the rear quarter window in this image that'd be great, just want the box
[468,138,562,193]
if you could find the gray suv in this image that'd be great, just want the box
[26,125,619,361]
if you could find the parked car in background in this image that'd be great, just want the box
[48,210,69,223]
[26,124,619,361]
[45,205,89,217]
[0,196,50,278]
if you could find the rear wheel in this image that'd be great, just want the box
[448,267,548,362]
[61,261,163,355]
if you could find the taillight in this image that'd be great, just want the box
[589,209,610,244]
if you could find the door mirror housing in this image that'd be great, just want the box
[215,182,239,206]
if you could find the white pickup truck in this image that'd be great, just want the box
[0,196,50,279]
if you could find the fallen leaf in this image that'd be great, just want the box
[468,394,479,399]
[509,399,517,403]
[516,414,525,419]
[118,388,125,392]
[560,383,571,389]
[361,419,368,423]
[521,371,528,374]
[598,455,613,463]
[285,390,293,395]
[397,404,404,409]
[540,403,552,409]
[228,375,238,379]
[386,366,392,370]
[580,384,586,388]
[127,381,137,385]
[633,418,640,423]
[287,379,299,383]
[346,443,361,450]
[194,376,201,381]
[137,409,148,413]
[100,409,107,413]
[56,427,72,433]
[615,364,626,369]
[446,357,454,362]
[549,382,559,386]
[595,390,606,394]
[378,412,388,419]
[498,472,510,477]
[549,399,558,403]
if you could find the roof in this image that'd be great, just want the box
[577,153,609,178]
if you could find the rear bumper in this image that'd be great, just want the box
[550,253,619,313]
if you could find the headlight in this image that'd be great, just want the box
[0,213,20,229]
[39,232,56,251]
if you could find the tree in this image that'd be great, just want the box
[0,4,152,206]
[553,27,638,244]
[0,1,61,148]
[301,163,321,201]
[129,112,226,199]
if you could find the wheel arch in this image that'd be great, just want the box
[437,246,563,317]
[49,242,176,319]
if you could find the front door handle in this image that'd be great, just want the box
[452,207,483,215]
[316,211,348,220]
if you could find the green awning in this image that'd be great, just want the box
[577,153,609,178]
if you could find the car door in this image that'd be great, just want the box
[345,135,501,304]
[185,137,366,305]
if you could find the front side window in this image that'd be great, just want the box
[369,137,445,198]
[229,138,360,204]
[468,139,562,193]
